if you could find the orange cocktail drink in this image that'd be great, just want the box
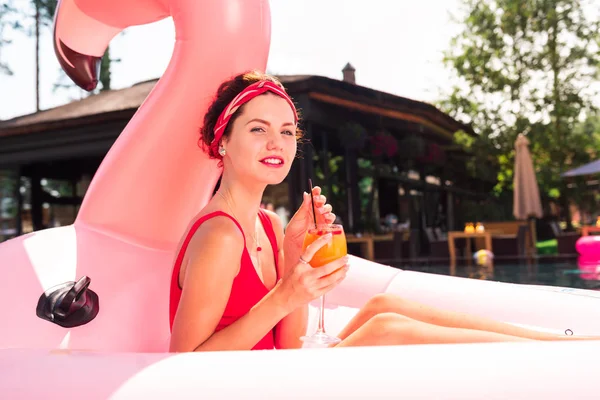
[302,224,347,268]
[300,224,347,346]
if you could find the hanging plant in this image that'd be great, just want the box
[369,129,398,158]
[416,142,446,165]
[397,134,426,160]
[338,121,368,150]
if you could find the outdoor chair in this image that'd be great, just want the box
[491,224,529,264]
[549,221,581,256]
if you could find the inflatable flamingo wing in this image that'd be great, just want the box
[0,0,272,352]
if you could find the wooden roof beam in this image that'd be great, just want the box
[307,92,454,140]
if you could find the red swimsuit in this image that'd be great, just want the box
[169,209,280,350]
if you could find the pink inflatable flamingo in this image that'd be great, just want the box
[0,0,271,352]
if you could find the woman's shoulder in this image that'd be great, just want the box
[188,210,246,251]
[175,209,245,289]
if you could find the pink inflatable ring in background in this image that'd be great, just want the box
[576,235,600,258]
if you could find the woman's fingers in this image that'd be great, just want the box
[301,233,333,262]
[310,187,333,216]
[310,255,349,279]
[311,186,326,206]
[317,212,335,225]
[309,185,337,223]
[313,196,326,208]
[311,186,321,204]
[317,204,332,214]
[325,213,336,224]
[316,265,349,291]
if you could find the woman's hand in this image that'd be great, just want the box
[274,233,349,313]
[283,186,336,270]
[287,186,336,239]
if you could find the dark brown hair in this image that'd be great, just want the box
[199,70,302,159]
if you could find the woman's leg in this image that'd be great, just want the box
[335,312,532,348]
[336,293,593,342]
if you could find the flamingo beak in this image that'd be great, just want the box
[52,0,169,92]
[54,38,102,92]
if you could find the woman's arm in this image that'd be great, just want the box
[265,210,309,349]
[169,217,290,352]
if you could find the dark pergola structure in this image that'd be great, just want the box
[0,71,492,255]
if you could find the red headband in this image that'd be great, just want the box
[210,80,298,158]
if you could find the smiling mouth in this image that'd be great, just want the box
[260,157,284,167]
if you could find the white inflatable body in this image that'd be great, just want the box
[1,0,600,398]
[2,232,600,399]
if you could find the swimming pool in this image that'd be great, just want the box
[391,258,600,291]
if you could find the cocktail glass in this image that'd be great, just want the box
[300,224,347,345]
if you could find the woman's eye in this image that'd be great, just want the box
[282,130,294,136]
[251,127,266,133]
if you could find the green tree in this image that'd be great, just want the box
[0,1,20,75]
[439,0,600,227]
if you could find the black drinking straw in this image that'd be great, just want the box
[308,178,318,228]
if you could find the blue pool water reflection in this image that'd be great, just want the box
[398,258,600,291]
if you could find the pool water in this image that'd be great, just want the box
[397,259,600,292]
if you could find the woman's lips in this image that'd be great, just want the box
[260,156,284,168]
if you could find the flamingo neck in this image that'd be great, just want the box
[75,39,269,250]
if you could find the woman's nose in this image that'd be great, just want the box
[266,131,283,150]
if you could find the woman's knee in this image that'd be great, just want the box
[365,312,415,341]
[364,293,404,315]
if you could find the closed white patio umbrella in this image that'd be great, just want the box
[513,134,543,220]
[513,134,542,256]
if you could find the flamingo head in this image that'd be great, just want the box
[53,0,270,91]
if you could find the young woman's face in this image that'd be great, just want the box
[222,93,297,185]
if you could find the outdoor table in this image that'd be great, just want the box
[346,233,394,261]
[447,231,493,275]
[581,226,600,236]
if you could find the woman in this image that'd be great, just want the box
[169,71,588,352]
